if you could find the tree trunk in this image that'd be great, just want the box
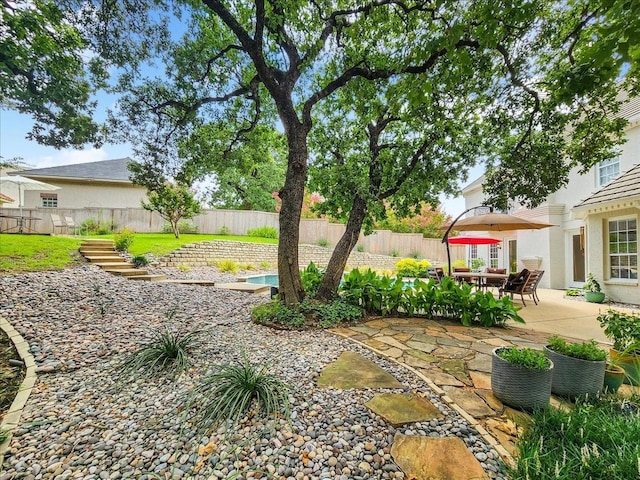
[315,195,368,301]
[277,129,308,305]
[171,219,180,239]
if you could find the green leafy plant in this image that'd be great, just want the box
[81,217,117,235]
[187,353,290,431]
[565,288,581,296]
[409,250,421,259]
[252,301,305,328]
[471,257,486,270]
[300,262,324,296]
[218,225,231,235]
[0,428,10,443]
[246,226,278,239]
[356,244,365,252]
[597,309,640,353]
[316,238,330,247]
[547,336,607,362]
[132,254,149,268]
[496,346,551,370]
[259,261,271,269]
[583,273,602,293]
[298,297,364,328]
[115,326,201,380]
[177,264,191,272]
[114,228,135,252]
[92,283,113,318]
[510,395,640,479]
[389,249,399,257]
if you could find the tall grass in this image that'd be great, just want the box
[511,395,640,479]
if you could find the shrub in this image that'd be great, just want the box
[252,301,305,328]
[471,258,486,270]
[132,254,149,268]
[259,261,271,269]
[409,250,421,259]
[187,353,290,431]
[114,228,135,252]
[597,309,640,352]
[316,238,330,247]
[546,336,607,361]
[178,264,191,272]
[218,225,231,235]
[496,346,550,370]
[565,288,581,296]
[247,226,278,239]
[389,249,399,257]
[356,244,365,252]
[452,259,467,268]
[81,217,117,234]
[162,220,199,234]
[240,263,256,270]
[115,327,201,380]
[395,258,432,278]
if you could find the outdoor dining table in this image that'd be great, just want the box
[0,214,41,234]
[451,271,510,291]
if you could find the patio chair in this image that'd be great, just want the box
[499,269,544,306]
[427,267,443,283]
[50,214,66,234]
[483,267,507,291]
[64,216,80,235]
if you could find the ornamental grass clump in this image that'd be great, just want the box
[511,395,640,479]
[115,327,201,380]
[187,353,290,432]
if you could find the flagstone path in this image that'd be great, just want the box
[330,317,559,462]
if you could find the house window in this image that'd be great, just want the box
[469,244,478,262]
[489,244,499,268]
[40,193,58,208]
[609,218,637,280]
[598,158,620,186]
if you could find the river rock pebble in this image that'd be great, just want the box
[0,265,507,479]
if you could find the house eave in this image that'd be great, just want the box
[571,198,640,219]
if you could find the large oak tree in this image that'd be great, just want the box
[71,0,635,304]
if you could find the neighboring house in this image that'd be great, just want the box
[462,94,640,305]
[12,158,147,210]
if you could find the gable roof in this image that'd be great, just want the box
[18,157,136,183]
[574,163,640,209]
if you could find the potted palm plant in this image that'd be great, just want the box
[544,336,606,399]
[492,346,554,411]
[597,309,640,385]
[583,273,605,303]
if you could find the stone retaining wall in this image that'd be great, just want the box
[157,240,413,271]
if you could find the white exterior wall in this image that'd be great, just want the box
[461,114,640,295]
[17,180,148,210]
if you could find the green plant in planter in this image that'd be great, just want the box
[597,310,640,353]
[583,273,606,303]
[545,336,607,399]
[496,346,551,370]
[546,336,607,362]
[597,309,640,385]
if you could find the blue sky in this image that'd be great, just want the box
[0,104,474,218]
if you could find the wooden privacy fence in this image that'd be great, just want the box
[0,206,464,264]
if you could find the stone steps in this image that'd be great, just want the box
[78,240,160,282]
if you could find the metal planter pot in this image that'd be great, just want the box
[544,346,606,399]
[491,347,554,411]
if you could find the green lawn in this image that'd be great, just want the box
[90,233,278,257]
[0,233,278,273]
[0,234,83,273]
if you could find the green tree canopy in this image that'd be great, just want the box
[0,0,104,148]
[71,0,637,303]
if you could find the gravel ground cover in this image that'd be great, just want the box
[0,266,507,479]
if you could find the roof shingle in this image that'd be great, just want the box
[574,163,640,208]
[18,158,135,182]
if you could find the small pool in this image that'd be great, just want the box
[244,274,279,288]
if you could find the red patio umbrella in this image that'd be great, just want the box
[447,235,501,245]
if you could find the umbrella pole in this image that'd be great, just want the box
[442,205,493,275]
